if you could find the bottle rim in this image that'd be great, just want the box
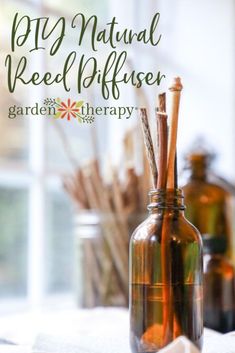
[148,188,185,211]
[148,188,184,196]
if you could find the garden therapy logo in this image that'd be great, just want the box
[7,98,136,121]
[44,98,94,123]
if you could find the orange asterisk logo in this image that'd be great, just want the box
[54,98,84,122]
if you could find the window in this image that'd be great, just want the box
[0,0,109,311]
[0,187,28,298]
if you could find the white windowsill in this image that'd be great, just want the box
[0,293,76,316]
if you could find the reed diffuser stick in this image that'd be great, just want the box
[163,79,183,343]
[167,78,183,189]
[156,94,173,344]
[156,110,168,188]
[158,92,166,113]
[156,93,166,179]
[174,153,178,189]
[140,108,158,188]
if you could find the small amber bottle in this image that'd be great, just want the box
[129,189,203,353]
[183,152,232,256]
[203,237,235,333]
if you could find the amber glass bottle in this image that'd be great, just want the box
[129,189,203,353]
[203,237,235,332]
[183,153,231,255]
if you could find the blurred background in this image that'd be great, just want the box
[0,0,234,314]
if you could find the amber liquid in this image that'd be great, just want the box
[130,215,203,353]
[130,283,203,353]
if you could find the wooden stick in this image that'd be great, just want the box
[174,152,178,189]
[81,167,100,209]
[163,79,182,343]
[156,93,168,189]
[123,130,134,167]
[63,170,89,209]
[155,93,165,177]
[139,141,151,210]
[83,240,96,307]
[156,93,173,344]
[158,92,166,113]
[157,113,168,189]
[161,216,173,344]
[167,78,183,189]
[124,167,140,215]
[140,108,158,188]
[111,168,129,248]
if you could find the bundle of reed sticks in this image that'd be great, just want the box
[140,77,183,345]
[64,131,151,307]
[140,77,182,191]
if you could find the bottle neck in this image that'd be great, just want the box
[187,155,209,181]
[190,163,207,181]
[148,188,185,215]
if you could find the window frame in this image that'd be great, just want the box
[0,0,114,312]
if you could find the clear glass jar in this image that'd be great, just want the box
[129,189,203,352]
[75,211,128,307]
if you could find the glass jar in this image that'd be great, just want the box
[183,152,232,257]
[203,237,235,332]
[129,189,203,353]
[75,211,128,308]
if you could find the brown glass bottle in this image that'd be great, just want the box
[129,189,203,353]
[203,237,235,333]
[183,153,231,255]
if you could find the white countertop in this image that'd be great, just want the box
[0,308,234,353]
